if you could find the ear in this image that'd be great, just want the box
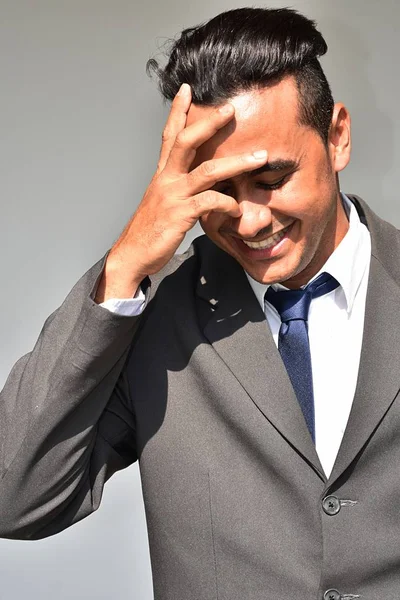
[329,103,351,173]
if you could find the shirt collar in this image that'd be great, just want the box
[245,193,370,314]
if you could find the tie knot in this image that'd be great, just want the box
[265,272,339,323]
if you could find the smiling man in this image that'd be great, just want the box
[1,7,400,600]
[186,82,350,288]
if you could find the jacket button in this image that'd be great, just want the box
[323,589,341,600]
[322,495,341,516]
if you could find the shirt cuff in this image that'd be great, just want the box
[99,287,146,316]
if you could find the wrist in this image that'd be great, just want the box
[94,251,146,304]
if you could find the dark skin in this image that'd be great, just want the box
[96,77,351,302]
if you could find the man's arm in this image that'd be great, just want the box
[0,85,267,539]
[0,256,140,539]
[94,83,265,304]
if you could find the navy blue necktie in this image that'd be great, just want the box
[265,273,339,442]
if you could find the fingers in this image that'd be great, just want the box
[185,150,268,196]
[165,104,235,175]
[190,190,242,219]
[157,83,192,173]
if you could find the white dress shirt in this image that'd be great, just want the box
[101,290,146,316]
[246,195,371,476]
[101,194,371,477]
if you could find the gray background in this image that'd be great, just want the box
[0,0,398,598]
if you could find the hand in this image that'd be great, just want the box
[95,83,268,302]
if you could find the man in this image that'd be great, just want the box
[0,6,398,599]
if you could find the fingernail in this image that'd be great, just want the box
[177,83,190,97]
[219,104,234,116]
[252,150,267,160]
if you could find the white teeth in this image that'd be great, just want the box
[242,227,288,250]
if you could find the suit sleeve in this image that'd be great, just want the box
[0,255,143,540]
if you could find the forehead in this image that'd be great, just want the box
[187,77,311,164]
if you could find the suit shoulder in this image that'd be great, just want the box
[347,193,400,285]
[147,235,224,296]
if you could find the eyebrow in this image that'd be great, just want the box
[249,159,299,177]
[212,158,300,190]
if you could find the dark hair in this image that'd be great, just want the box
[147,7,334,143]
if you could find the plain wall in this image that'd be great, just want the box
[0,0,399,598]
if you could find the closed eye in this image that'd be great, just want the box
[256,176,287,191]
[213,172,292,195]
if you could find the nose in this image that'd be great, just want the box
[233,198,273,239]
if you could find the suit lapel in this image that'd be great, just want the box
[329,198,400,483]
[196,242,324,478]
[329,255,400,481]
[194,196,400,484]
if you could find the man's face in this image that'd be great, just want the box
[187,77,350,288]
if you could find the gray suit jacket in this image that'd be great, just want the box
[1,196,400,599]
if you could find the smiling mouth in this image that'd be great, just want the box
[241,224,292,250]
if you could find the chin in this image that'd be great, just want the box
[244,259,304,286]
[243,267,285,285]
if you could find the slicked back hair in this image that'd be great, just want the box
[147,7,335,143]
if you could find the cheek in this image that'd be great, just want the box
[279,168,335,221]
